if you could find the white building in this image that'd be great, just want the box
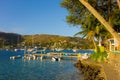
[108,38,119,51]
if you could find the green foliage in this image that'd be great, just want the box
[91,49,108,62]
[61,0,120,42]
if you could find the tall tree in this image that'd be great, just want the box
[117,0,120,9]
[61,0,120,44]
[74,15,103,50]
[79,0,120,43]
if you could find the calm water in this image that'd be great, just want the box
[0,50,82,80]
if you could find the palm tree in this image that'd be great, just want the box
[74,23,102,52]
[75,28,97,50]
[74,15,111,52]
[79,0,120,44]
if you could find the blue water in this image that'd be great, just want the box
[36,49,93,54]
[0,50,83,80]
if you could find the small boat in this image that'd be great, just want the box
[52,57,60,61]
[72,49,77,52]
[81,53,89,60]
[14,48,18,52]
[10,55,22,60]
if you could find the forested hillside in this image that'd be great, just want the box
[23,34,93,49]
[0,32,23,48]
[0,32,94,49]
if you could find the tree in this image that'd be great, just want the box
[117,0,120,9]
[61,0,120,44]
[79,0,120,43]
[74,15,102,50]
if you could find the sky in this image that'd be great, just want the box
[0,0,80,37]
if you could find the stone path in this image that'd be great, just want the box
[102,62,120,80]
[101,52,120,80]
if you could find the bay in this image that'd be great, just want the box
[0,50,82,80]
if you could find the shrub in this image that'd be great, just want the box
[91,46,108,62]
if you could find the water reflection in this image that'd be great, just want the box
[0,59,82,80]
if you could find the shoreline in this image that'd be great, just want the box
[74,60,106,80]
[74,52,120,80]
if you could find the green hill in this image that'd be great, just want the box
[23,34,93,49]
[0,32,93,49]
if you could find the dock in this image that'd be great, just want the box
[23,52,79,61]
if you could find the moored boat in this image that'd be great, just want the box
[10,55,22,60]
[52,57,60,61]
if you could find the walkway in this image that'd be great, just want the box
[102,52,120,80]
[102,63,120,80]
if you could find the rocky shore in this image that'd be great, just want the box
[74,60,106,80]
[74,52,120,80]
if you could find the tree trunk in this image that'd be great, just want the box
[79,0,120,44]
[93,38,97,52]
[117,0,120,9]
